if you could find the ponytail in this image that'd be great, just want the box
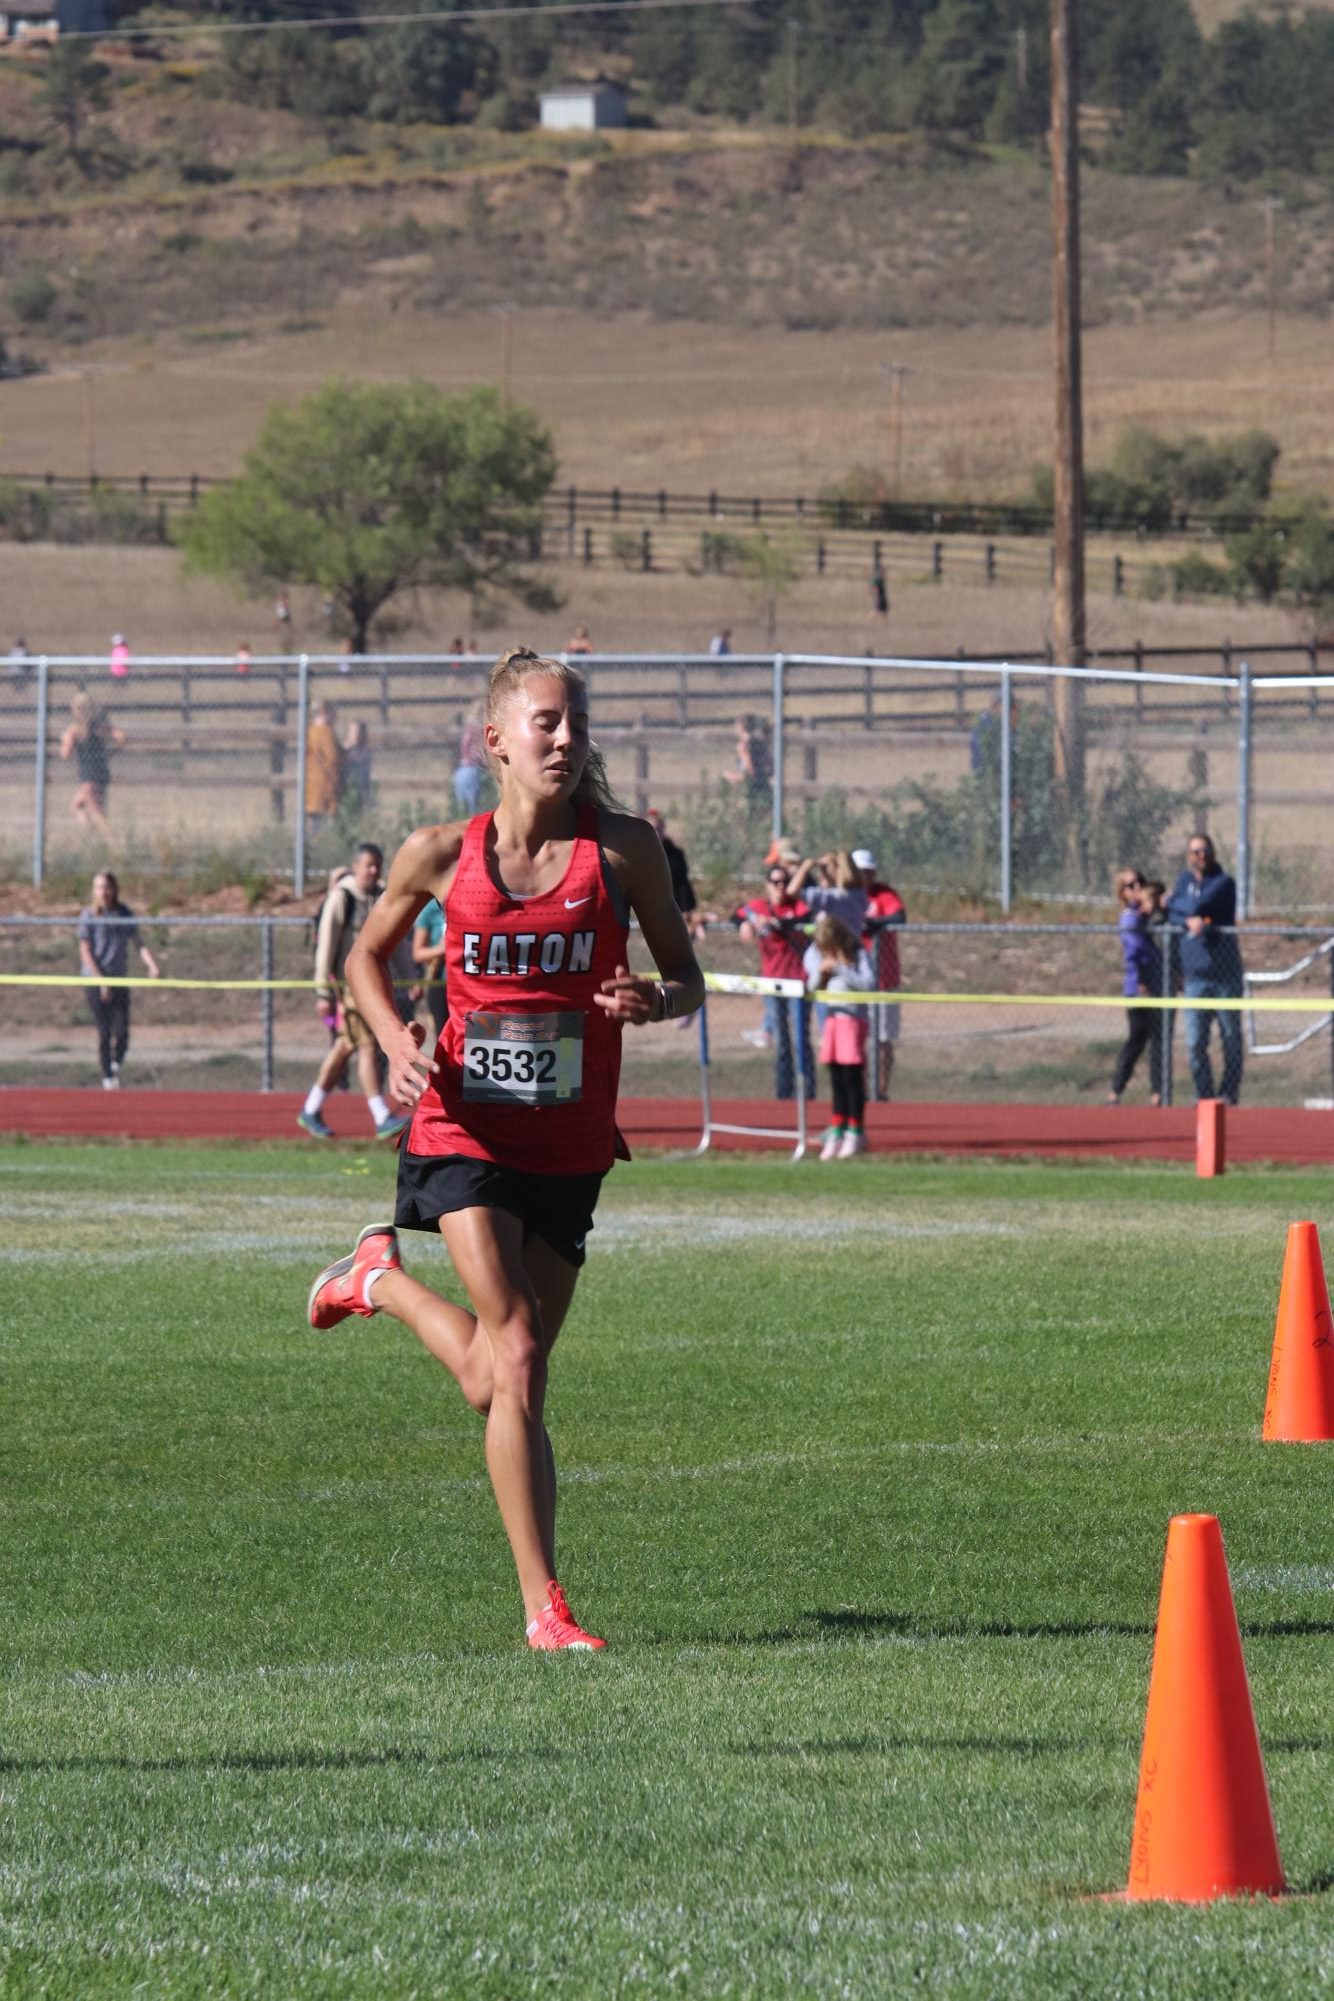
[485,645,624,812]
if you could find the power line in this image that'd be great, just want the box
[46,0,747,42]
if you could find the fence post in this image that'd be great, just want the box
[635,716,650,813]
[260,917,275,1094]
[294,653,310,897]
[1236,658,1253,920]
[772,652,786,841]
[932,539,943,581]
[985,542,996,584]
[863,661,874,731]
[641,528,651,572]
[999,667,1013,914]
[32,654,49,889]
[1160,927,1175,1108]
[182,658,192,753]
[1113,553,1124,597]
[270,668,288,824]
[583,526,593,566]
[1309,635,1319,718]
[1133,637,1144,721]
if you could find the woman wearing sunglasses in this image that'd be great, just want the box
[1107,868,1163,1106]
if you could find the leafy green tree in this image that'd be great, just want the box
[178,380,559,653]
[903,0,1004,138]
[362,15,492,124]
[39,41,111,164]
[735,530,807,641]
[219,26,365,119]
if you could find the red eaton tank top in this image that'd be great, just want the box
[407,805,630,1174]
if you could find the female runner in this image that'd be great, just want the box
[306,647,705,1650]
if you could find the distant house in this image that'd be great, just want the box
[538,82,628,132]
[0,0,109,36]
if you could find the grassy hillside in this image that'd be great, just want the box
[3,82,1334,352]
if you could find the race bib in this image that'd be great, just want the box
[461,1010,583,1106]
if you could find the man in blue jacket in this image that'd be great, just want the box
[1166,833,1243,1104]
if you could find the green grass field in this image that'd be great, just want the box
[5,1142,1334,1997]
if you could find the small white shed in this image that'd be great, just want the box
[539,82,628,132]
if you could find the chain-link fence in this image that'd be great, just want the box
[4,649,1332,910]
[5,914,1333,1111]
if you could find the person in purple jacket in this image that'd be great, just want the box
[1107,869,1163,1106]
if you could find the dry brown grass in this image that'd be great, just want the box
[5,300,1334,500]
[0,535,1303,658]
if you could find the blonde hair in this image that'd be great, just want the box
[830,850,860,890]
[486,645,622,812]
[813,911,861,963]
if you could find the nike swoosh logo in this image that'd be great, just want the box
[564,896,592,909]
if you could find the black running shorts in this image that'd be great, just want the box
[394,1149,606,1270]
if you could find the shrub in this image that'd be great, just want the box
[10,269,57,326]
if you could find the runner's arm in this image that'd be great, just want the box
[596,814,705,1026]
[346,824,462,1106]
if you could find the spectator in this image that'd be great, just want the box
[724,712,772,805]
[235,642,252,677]
[970,696,1000,773]
[1107,869,1163,1106]
[305,699,342,832]
[412,895,447,1043]
[77,869,160,1088]
[734,859,814,1100]
[786,849,869,935]
[298,842,409,1141]
[108,633,131,680]
[274,592,292,650]
[60,692,124,845]
[1166,832,1244,1105]
[447,635,466,672]
[869,564,889,621]
[453,699,489,815]
[709,628,732,657]
[341,717,373,816]
[804,912,875,1160]
[853,846,906,1099]
[565,623,594,656]
[9,636,31,687]
[644,808,708,940]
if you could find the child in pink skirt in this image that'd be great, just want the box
[803,912,876,1160]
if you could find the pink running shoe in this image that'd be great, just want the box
[307,1222,401,1329]
[526,1581,606,1651]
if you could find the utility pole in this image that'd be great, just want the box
[787,19,798,141]
[1264,197,1279,359]
[880,362,908,496]
[83,369,96,479]
[499,306,514,408]
[1050,0,1086,798]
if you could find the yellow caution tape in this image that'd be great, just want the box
[0,971,1327,1014]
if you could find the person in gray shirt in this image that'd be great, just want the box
[77,870,161,1088]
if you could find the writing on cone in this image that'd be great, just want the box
[1125,1514,1284,1902]
[1264,1220,1334,1442]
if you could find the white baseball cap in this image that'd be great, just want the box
[851,848,876,870]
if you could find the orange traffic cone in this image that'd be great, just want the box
[1124,1514,1284,1901]
[1264,1221,1334,1442]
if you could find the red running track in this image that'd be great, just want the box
[4,1089,1334,1165]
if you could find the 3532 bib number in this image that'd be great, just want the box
[461,1010,583,1106]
